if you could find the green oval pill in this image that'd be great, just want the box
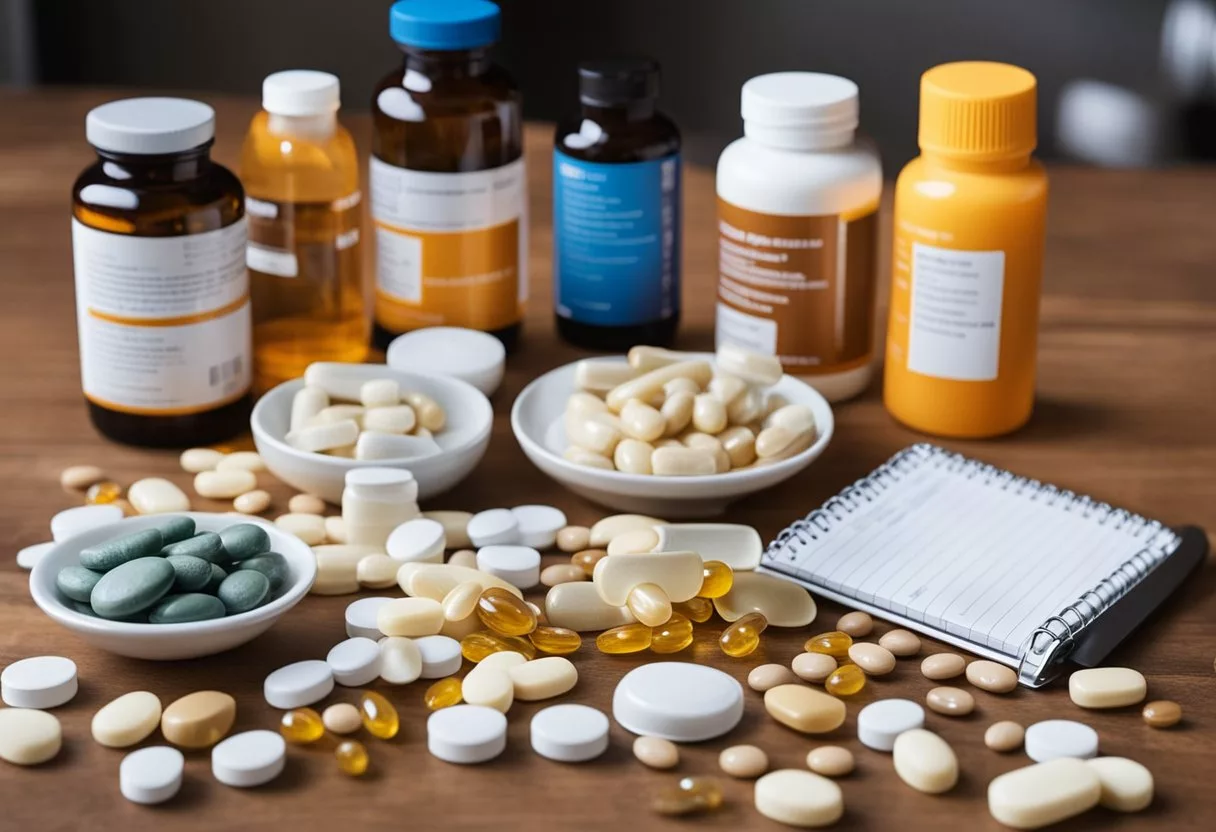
[162,531,225,563]
[56,565,104,603]
[71,601,147,622]
[148,593,227,624]
[90,557,176,619]
[166,554,212,592]
[218,523,271,561]
[216,570,270,614]
[79,528,164,572]
[237,552,289,592]
[204,562,228,594]
[154,515,196,545]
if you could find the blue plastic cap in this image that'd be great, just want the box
[390,0,501,50]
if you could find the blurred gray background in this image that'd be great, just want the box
[4,0,1215,167]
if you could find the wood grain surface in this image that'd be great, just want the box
[1,89,1214,831]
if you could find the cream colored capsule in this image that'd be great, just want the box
[627,345,687,372]
[755,425,801,459]
[179,448,224,474]
[691,393,728,434]
[215,451,265,473]
[620,398,665,442]
[399,563,523,599]
[286,418,360,453]
[764,685,846,734]
[545,582,636,631]
[403,391,446,432]
[567,391,610,420]
[311,404,366,427]
[766,403,816,434]
[893,729,958,794]
[356,554,399,589]
[556,525,591,553]
[682,432,730,472]
[324,516,347,544]
[607,527,659,555]
[652,446,716,476]
[614,438,654,474]
[708,373,748,405]
[659,390,694,437]
[540,564,586,587]
[593,550,702,606]
[565,412,622,456]
[355,430,441,461]
[194,469,258,500]
[441,580,482,621]
[1086,757,1154,812]
[717,342,783,386]
[377,597,444,637]
[312,545,379,595]
[588,514,666,547]
[275,513,326,545]
[988,758,1101,829]
[360,378,400,408]
[288,493,326,515]
[233,489,271,515]
[92,691,162,748]
[663,376,701,397]
[1068,667,1146,709]
[507,656,577,701]
[605,360,713,412]
[718,426,756,468]
[289,385,328,431]
[727,388,764,425]
[447,549,478,569]
[714,571,817,627]
[574,360,637,393]
[363,404,417,435]
[564,446,615,470]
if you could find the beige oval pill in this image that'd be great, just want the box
[708,373,748,405]
[718,426,756,468]
[719,744,768,778]
[682,431,730,472]
[275,512,327,545]
[215,451,265,472]
[541,564,586,587]
[879,628,921,657]
[893,729,958,794]
[836,611,873,637]
[564,446,615,470]
[403,391,446,431]
[447,549,478,569]
[806,745,854,777]
[565,413,622,456]
[442,581,484,621]
[556,526,591,553]
[988,758,1101,829]
[1068,667,1146,709]
[748,663,798,692]
[764,684,846,734]
[507,656,577,701]
[462,667,514,713]
[607,528,659,555]
[1085,757,1154,812]
[377,597,444,637]
[567,390,611,417]
[715,571,817,627]
[966,659,1018,693]
[754,769,843,828]
[160,691,236,749]
[691,393,728,434]
[0,709,62,765]
[322,703,362,735]
[848,642,896,675]
[985,721,1025,752]
[180,448,224,473]
[766,403,816,434]
[544,582,635,632]
[755,425,798,459]
[791,652,837,683]
[324,515,347,544]
[60,464,106,489]
[652,446,716,476]
[613,438,655,474]
[620,398,665,442]
[926,686,975,716]
[356,554,399,589]
[128,477,191,514]
[287,493,326,514]
[91,691,162,748]
[194,469,258,499]
[660,390,694,437]
[726,388,764,425]
[921,653,966,680]
[363,404,417,434]
[633,735,679,769]
[233,489,271,515]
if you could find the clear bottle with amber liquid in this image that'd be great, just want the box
[241,70,366,392]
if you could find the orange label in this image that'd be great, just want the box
[717,199,877,375]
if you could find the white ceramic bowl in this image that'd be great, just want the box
[29,513,316,661]
[511,355,834,518]
[251,366,493,503]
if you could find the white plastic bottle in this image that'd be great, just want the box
[715,72,882,402]
[341,468,419,548]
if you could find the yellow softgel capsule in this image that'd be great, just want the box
[424,677,463,711]
[719,611,767,658]
[529,625,582,655]
[825,663,867,696]
[653,776,725,816]
[85,481,122,505]
[697,561,734,599]
[335,739,369,776]
[673,597,714,623]
[476,587,538,637]
[597,622,653,654]
[461,630,537,662]
[571,548,608,576]
[279,707,325,744]
[805,630,853,659]
[359,691,399,740]
[651,613,693,654]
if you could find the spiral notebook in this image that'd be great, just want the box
[759,444,1208,687]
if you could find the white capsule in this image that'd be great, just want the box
[692,393,728,434]
[716,342,784,386]
[708,374,749,406]
[564,412,622,456]
[727,388,765,425]
[289,385,329,432]
[606,360,713,412]
[614,438,655,474]
[403,391,446,432]
[563,447,614,470]
[286,419,360,453]
[574,360,637,394]
[627,345,690,372]
[310,404,366,427]
[652,446,717,476]
[362,404,417,434]
[194,469,258,500]
[355,430,442,461]
[660,390,694,437]
[620,398,665,443]
[566,391,609,420]
[360,379,400,408]
[765,403,816,434]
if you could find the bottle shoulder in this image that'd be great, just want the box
[716,137,883,216]
[554,112,680,164]
[240,114,360,201]
[895,156,1048,203]
[73,159,243,235]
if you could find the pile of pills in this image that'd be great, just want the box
[563,344,817,475]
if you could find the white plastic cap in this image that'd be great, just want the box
[741,72,859,149]
[262,70,341,117]
[86,97,215,155]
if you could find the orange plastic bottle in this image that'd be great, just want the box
[883,62,1048,438]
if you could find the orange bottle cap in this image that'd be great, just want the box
[918,62,1037,162]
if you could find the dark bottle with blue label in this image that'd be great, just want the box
[553,59,681,350]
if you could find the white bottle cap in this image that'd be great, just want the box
[262,70,341,117]
[741,72,859,149]
[86,97,215,155]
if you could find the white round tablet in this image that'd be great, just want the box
[476,545,542,589]
[613,663,744,742]
[50,505,124,543]
[16,542,54,571]
[427,704,508,764]
[510,505,568,549]
[386,518,446,563]
[345,596,395,640]
[263,660,334,709]
[857,699,925,752]
[1025,719,1099,762]
[120,746,184,805]
[414,635,463,679]
[386,327,506,396]
[531,704,610,763]
[212,730,286,787]
[1,656,78,709]
[326,637,382,687]
[467,509,521,548]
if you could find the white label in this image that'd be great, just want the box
[907,242,1005,381]
[246,242,299,278]
[369,157,525,232]
[375,226,422,302]
[72,219,251,413]
[716,302,778,355]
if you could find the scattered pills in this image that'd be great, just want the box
[467,509,521,547]
[91,690,162,748]
[160,691,236,748]
[0,708,61,765]
[926,686,975,716]
[427,705,508,764]
[360,690,400,739]
[50,504,124,542]
[1,656,78,709]
[280,707,325,744]
[327,637,383,687]
[335,739,370,776]
[322,703,362,735]
[791,652,837,683]
[614,663,744,741]
[61,463,107,489]
[805,630,852,659]
[836,611,873,637]
[120,746,184,804]
[263,660,335,709]
[1068,666,1146,709]
[541,563,586,586]
[16,541,53,571]
[1086,756,1154,812]
[921,653,966,681]
[415,634,463,678]
[806,746,854,777]
[530,704,609,762]
[653,776,725,816]
[633,735,679,769]
[857,699,925,751]
[748,663,798,692]
[825,664,867,696]
[180,448,225,473]
[714,570,816,627]
[387,518,446,563]
[764,684,846,734]
[509,656,578,701]
[379,636,424,684]
[848,642,896,675]
[719,744,768,778]
[1024,719,1099,762]
[556,525,591,552]
[233,489,272,514]
[754,769,844,828]
[511,505,567,549]
[1141,699,1182,728]
[878,628,921,657]
[212,730,287,788]
[985,720,1026,752]
[127,478,191,515]
[195,469,258,499]
[377,597,444,637]
[987,758,1101,830]
[653,523,763,571]
[425,677,464,711]
[571,548,609,576]
[476,545,542,589]
[966,659,1019,693]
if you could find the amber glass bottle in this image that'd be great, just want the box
[72,97,251,447]
[371,0,525,353]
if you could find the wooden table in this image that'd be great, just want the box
[1,89,1213,830]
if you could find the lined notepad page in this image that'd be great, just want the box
[763,447,1167,658]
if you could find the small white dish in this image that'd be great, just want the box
[252,365,493,503]
[28,513,316,661]
[510,354,835,518]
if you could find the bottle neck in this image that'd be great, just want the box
[920,150,1032,173]
[95,144,212,183]
[744,122,856,152]
[266,112,337,140]
[400,45,492,79]
[581,99,657,123]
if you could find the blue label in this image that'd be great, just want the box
[553,151,681,326]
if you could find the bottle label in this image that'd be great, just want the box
[369,157,527,332]
[71,219,252,414]
[905,242,1005,381]
[245,192,362,280]
[553,151,681,326]
[715,199,877,374]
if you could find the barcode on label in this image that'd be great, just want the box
[209,357,243,388]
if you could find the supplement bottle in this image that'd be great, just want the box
[371,0,525,352]
[715,73,882,402]
[342,468,419,548]
[72,98,251,447]
[553,59,681,350]
[241,70,366,392]
[883,62,1048,438]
